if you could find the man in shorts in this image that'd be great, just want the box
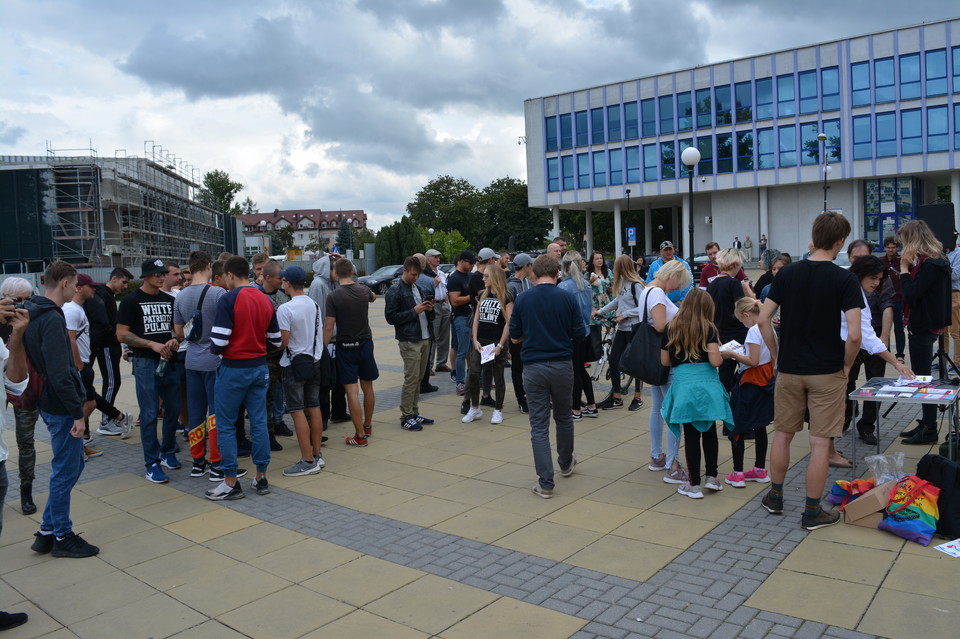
[758,211,863,530]
[323,259,378,446]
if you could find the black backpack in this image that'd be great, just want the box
[916,453,960,539]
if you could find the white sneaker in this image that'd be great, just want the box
[490,410,503,424]
[704,476,724,492]
[462,407,483,423]
[96,421,124,437]
[677,482,704,499]
[117,412,133,439]
[315,452,325,468]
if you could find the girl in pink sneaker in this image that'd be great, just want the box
[722,298,774,487]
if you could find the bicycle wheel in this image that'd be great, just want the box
[601,367,635,403]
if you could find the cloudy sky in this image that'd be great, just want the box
[2,0,957,229]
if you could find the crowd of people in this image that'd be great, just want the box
[0,216,953,629]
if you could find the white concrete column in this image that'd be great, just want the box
[681,197,691,258]
[614,202,623,256]
[951,172,960,243]
[850,179,861,243]
[585,208,593,256]
[758,187,769,248]
[643,204,652,255]
[551,205,561,239]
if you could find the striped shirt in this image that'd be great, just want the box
[210,286,281,367]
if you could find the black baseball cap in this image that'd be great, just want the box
[456,250,478,264]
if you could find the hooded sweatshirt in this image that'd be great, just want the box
[901,256,951,332]
[23,295,85,419]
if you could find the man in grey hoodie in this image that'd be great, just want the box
[24,261,99,558]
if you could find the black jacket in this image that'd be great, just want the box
[91,284,119,347]
[23,295,85,419]
[384,281,434,342]
[901,257,951,332]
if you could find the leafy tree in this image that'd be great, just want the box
[237,197,258,215]
[197,170,244,213]
[270,226,295,252]
[356,228,376,248]
[418,227,469,262]
[406,176,483,246]
[335,220,356,252]
[479,177,551,252]
[375,216,424,266]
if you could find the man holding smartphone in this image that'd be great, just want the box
[385,256,435,432]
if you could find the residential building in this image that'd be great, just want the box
[238,209,367,257]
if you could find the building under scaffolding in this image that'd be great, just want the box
[0,145,223,273]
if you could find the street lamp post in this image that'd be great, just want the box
[817,132,831,212]
[429,227,435,249]
[680,147,701,261]
[625,189,631,258]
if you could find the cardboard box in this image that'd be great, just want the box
[842,479,896,528]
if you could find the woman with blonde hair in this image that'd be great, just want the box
[463,264,513,425]
[897,219,951,444]
[593,255,645,412]
[559,251,598,420]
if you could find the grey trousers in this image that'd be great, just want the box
[432,301,451,367]
[523,360,575,491]
[14,407,39,487]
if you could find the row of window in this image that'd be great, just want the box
[545,47,960,151]
[852,104,959,158]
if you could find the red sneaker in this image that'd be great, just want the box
[345,435,368,447]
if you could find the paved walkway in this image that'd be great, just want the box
[1,299,957,639]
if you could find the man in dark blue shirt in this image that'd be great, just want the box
[509,255,586,499]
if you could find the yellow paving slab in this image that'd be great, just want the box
[778,537,897,586]
[543,499,641,533]
[325,483,420,514]
[99,527,194,570]
[428,454,509,478]
[281,471,365,501]
[567,535,682,582]
[128,493,221,526]
[0,578,24,609]
[0,507,46,548]
[746,569,876,629]
[29,569,157,626]
[472,462,537,489]
[365,574,500,636]
[0,600,62,639]
[652,491,749,522]
[496,520,604,562]
[611,510,718,548]
[334,458,417,483]
[816,519,907,551]
[432,507,535,544]
[440,596,586,639]
[388,468,466,494]
[4,556,115,600]
[383,445,461,469]
[70,592,207,639]
[97,483,184,511]
[298,609,429,639]
[203,521,307,560]
[482,487,572,518]
[165,619,251,639]
[166,562,292,617]
[379,494,474,527]
[881,551,960,600]
[858,587,959,639]
[216,584,354,639]
[249,538,363,582]
[68,511,157,545]
[301,555,424,607]
[587,481,675,510]
[163,507,260,543]
[426,477,516,506]
[455,440,530,464]
[125,544,238,590]
[0,539,57,574]
[573,456,643,480]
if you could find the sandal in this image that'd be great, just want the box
[828,453,852,468]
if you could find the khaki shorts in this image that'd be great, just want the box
[774,371,847,438]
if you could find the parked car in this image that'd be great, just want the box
[438,263,455,274]
[358,265,403,294]
[690,252,710,283]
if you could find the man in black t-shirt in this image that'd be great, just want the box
[758,212,863,531]
[447,251,478,394]
[116,258,182,484]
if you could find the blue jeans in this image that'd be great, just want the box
[39,411,84,537]
[186,369,218,463]
[453,315,471,384]
[133,356,182,469]
[216,364,271,477]
[649,370,680,467]
[524,360,574,491]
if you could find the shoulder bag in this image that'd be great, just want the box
[620,286,670,386]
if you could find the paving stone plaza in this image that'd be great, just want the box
[1,298,957,639]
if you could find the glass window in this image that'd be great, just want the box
[559,113,573,149]
[609,149,623,185]
[716,133,732,173]
[575,111,588,147]
[715,85,732,125]
[643,144,658,181]
[777,74,795,117]
[736,132,754,171]
[900,109,922,155]
[659,95,674,135]
[955,104,960,149]
[593,152,607,187]
[677,92,693,131]
[735,81,752,122]
[954,47,960,93]
[624,101,639,139]
[756,78,773,120]
[626,146,640,182]
[899,53,920,100]
[822,119,841,162]
[577,153,590,188]
[778,125,796,167]
[696,88,712,128]
[875,112,896,157]
[853,114,872,160]
[800,122,820,165]
[545,116,557,152]
[547,157,559,191]
[757,128,774,169]
[925,49,947,96]
[798,70,818,114]
[875,57,895,103]
[660,141,676,179]
[851,61,871,106]
[697,136,713,175]
[591,108,604,145]
[927,106,948,153]
[608,105,622,142]
[641,99,656,137]
[821,67,840,111]
[678,139,693,177]
[561,155,574,190]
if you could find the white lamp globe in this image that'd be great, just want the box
[680,146,701,167]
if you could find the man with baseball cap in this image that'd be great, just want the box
[447,250,478,395]
[117,258,182,484]
[424,249,451,375]
[646,241,693,302]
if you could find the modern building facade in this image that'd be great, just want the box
[524,18,960,258]
[237,208,368,257]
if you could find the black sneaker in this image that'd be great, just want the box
[518,400,528,414]
[480,395,496,407]
[859,431,878,446]
[190,459,209,478]
[31,531,54,554]
[274,423,294,437]
[801,507,840,531]
[420,384,439,393]
[51,532,100,558]
[252,476,270,495]
[903,428,938,445]
[205,481,244,501]
[761,491,784,514]
[598,397,623,410]
[0,611,28,631]
[900,420,923,437]
[329,413,351,424]
[628,397,644,411]
[208,466,249,482]
[460,399,469,415]
[269,435,283,452]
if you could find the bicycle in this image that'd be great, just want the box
[590,324,635,404]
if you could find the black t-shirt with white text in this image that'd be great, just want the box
[767,260,864,375]
[476,294,507,344]
[116,288,175,359]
